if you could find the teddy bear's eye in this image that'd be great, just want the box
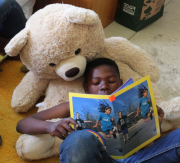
[75,48,81,55]
[49,63,56,66]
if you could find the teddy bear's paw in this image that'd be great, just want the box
[16,134,59,160]
[159,97,180,118]
[159,97,180,127]
[16,134,31,160]
[161,119,174,132]
[36,102,47,112]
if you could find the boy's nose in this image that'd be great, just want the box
[100,81,109,90]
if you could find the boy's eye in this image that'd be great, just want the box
[92,82,100,85]
[92,79,100,85]
[108,77,117,83]
[109,80,116,83]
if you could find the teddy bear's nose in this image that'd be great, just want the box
[65,67,80,78]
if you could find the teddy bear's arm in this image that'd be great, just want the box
[12,71,49,112]
[103,37,160,83]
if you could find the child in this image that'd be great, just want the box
[75,112,91,130]
[117,111,134,144]
[135,85,152,122]
[17,58,180,163]
[93,106,116,139]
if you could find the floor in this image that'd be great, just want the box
[104,0,180,101]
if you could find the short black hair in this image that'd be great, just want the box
[84,58,120,80]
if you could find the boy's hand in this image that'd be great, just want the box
[135,113,138,118]
[93,125,97,128]
[48,118,77,140]
[156,105,164,125]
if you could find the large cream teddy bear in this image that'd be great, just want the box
[5,4,180,160]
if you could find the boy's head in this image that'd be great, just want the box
[76,112,79,118]
[84,58,123,95]
[118,111,122,117]
[105,106,111,115]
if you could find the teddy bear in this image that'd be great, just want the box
[5,3,180,160]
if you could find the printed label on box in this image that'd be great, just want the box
[123,3,136,16]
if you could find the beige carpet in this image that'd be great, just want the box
[0,60,59,163]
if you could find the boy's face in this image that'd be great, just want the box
[84,65,123,95]
[76,113,79,118]
[118,112,122,117]
[143,90,148,97]
[105,108,111,114]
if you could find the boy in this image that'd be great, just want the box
[75,112,91,130]
[117,111,134,144]
[17,58,180,163]
[93,106,116,139]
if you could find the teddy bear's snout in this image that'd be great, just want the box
[65,67,80,78]
[55,55,86,81]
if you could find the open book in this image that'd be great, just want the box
[69,76,160,159]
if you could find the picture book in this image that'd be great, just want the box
[69,76,160,160]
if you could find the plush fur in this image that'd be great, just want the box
[5,4,180,160]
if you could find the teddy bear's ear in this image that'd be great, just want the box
[65,7,99,25]
[5,28,29,56]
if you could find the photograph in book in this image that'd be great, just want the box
[69,76,160,160]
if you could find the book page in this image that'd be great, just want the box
[111,75,160,159]
[69,76,160,160]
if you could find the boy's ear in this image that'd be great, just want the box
[83,82,89,94]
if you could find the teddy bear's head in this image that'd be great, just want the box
[5,4,104,81]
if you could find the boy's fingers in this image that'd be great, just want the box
[56,125,69,137]
[156,105,164,117]
[64,117,77,125]
[50,131,65,140]
[63,117,79,130]
[156,105,164,124]
[60,121,75,133]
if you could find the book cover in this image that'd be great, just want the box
[69,76,160,159]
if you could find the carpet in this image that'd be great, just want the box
[0,60,59,163]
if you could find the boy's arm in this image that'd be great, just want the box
[135,107,140,117]
[84,121,92,123]
[93,120,99,128]
[127,112,134,117]
[16,102,77,139]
